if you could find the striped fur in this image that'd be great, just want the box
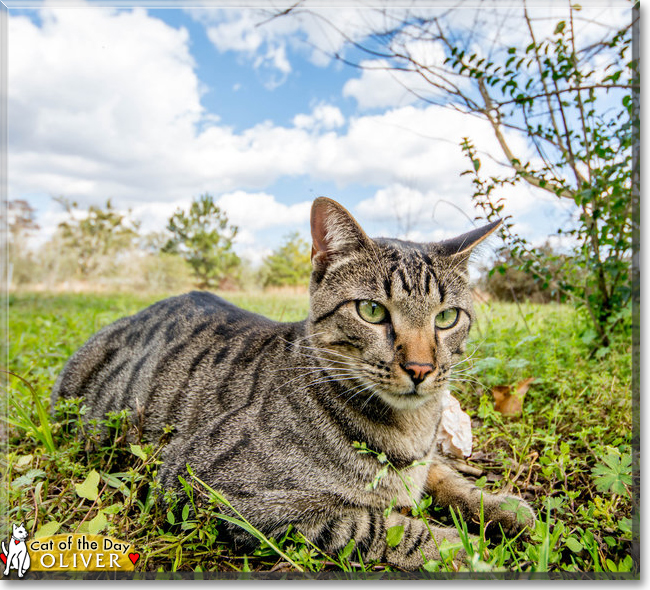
[51,197,533,570]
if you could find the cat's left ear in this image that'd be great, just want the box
[438,219,502,258]
[310,197,371,266]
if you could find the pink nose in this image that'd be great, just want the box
[402,362,434,385]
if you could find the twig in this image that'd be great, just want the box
[450,459,484,478]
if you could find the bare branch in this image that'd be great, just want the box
[477,79,573,199]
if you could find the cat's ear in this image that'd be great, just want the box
[310,197,370,265]
[438,219,502,258]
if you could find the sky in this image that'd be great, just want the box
[4,0,633,267]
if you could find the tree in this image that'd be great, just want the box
[163,194,240,289]
[479,243,580,305]
[272,1,638,348]
[6,200,41,286]
[260,232,311,288]
[55,197,140,277]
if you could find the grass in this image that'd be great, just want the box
[2,290,637,578]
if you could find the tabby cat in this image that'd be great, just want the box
[51,197,534,570]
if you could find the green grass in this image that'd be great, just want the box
[2,291,637,577]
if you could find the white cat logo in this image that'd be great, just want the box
[2,523,31,578]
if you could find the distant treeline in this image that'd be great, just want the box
[9,195,582,303]
[8,195,311,293]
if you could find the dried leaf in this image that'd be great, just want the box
[437,390,473,457]
[515,377,535,396]
[492,378,535,417]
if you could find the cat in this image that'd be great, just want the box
[2,523,31,578]
[51,197,535,570]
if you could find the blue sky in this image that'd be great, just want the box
[5,0,632,266]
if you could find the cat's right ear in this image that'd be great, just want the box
[310,197,370,266]
[438,219,502,258]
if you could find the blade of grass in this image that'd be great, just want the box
[189,472,305,572]
[2,370,56,453]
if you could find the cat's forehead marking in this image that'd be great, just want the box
[374,239,444,306]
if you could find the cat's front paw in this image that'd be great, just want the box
[483,494,535,537]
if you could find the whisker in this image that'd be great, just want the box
[292,344,369,365]
[276,369,359,394]
[289,374,358,395]
[451,339,488,369]
[277,331,327,348]
[272,365,357,374]
[287,346,373,369]
[285,339,369,362]
[359,385,381,411]
[280,352,363,371]
[339,381,376,407]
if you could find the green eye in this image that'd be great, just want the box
[435,308,460,329]
[356,300,388,324]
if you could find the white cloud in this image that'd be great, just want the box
[238,245,274,267]
[293,104,345,131]
[9,4,582,257]
[343,60,421,110]
[215,192,311,231]
[307,104,533,194]
[130,199,191,236]
[342,34,452,110]
[355,183,480,243]
[8,6,204,201]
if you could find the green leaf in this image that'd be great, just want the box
[87,511,108,535]
[580,329,598,346]
[386,524,404,547]
[34,521,60,538]
[499,497,532,524]
[338,538,356,561]
[470,357,502,373]
[603,536,617,548]
[475,476,487,489]
[15,454,34,469]
[618,555,633,572]
[101,472,130,496]
[75,469,100,501]
[167,510,176,525]
[101,503,123,515]
[554,21,566,35]
[12,468,46,489]
[505,358,529,370]
[182,504,190,522]
[565,536,583,553]
[130,443,148,461]
[591,448,632,496]
[618,518,632,534]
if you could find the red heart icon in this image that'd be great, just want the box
[0,554,6,564]
[128,553,140,565]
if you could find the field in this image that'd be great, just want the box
[2,291,637,578]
